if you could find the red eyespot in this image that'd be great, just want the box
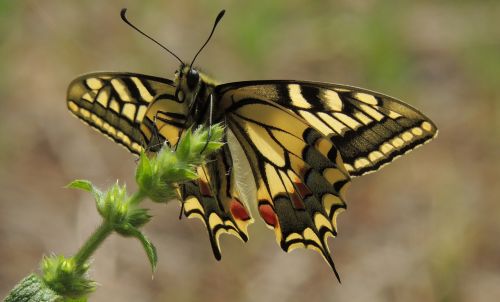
[258,204,278,227]
[230,200,250,221]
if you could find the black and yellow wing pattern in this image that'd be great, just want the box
[67,72,255,264]
[214,81,436,277]
[66,7,440,280]
[68,75,437,279]
[67,72,185,153]
[217,81,437,177]
[217,87,350,279]
[178,144,254,260]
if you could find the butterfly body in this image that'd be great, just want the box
[173,65,217,124]
[67,10,437,280]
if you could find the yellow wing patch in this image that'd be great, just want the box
[67,72,180,154]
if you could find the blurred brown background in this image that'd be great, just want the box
[1,1,499,301]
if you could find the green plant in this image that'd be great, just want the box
[4,124,224,302]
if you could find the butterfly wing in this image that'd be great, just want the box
[214,80,436,277]
[67,72,187,153]
[178,144,254,260]
[214,85,351,279]
[68,72,254,259]
[216,80,438,177]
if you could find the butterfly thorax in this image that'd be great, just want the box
[175,65,218,125]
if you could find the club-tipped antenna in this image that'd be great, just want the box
[120,8,183,65]
[189,9,225,68]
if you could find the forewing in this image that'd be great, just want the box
[67,72,186,154]
[216,80,437,177]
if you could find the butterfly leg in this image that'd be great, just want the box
[145,111,165,151]
[133,112,165,164]
[200,93,214,154]
[141,111,172,153]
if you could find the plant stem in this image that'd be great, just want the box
[73,223,113,267]
[128,189,147,206]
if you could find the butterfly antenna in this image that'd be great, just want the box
[120,8,183,65]
[189,9,225,68]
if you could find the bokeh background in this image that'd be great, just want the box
[1,0,499,301]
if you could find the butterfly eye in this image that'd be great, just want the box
[186,69,200,89]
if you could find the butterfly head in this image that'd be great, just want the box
[120,8,224,116]
[174,64,217,120]
[175,65,202,103]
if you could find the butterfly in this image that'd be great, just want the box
[67,9,437,281]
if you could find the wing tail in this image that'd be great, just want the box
[227,103,348,277]
[179,146,254,260]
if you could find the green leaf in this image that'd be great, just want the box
[176,129,192,160]
[127,208,152,228]
[66,179,93,192]
[177,168,199,180]
[202,141,225,155]
[66,180,102,204]
[135,153,152,185]
[4,274,61,302]
[127,227,158,272]
[189,124,225,157]
[66,180,93,192]
[144,183,176,203]
[208,124,224,141]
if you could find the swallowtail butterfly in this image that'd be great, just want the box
[67,9,437,280]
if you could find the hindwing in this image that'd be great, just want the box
[215,88,351,279]
[178,144,254,259]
